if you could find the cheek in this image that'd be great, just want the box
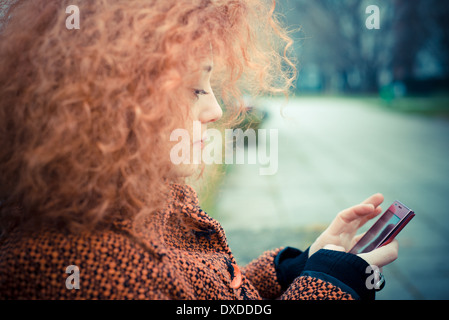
[189,100,201,121]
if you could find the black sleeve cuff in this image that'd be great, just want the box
[303,249,375,300]
[274,247,310,291]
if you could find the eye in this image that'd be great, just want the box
[193,89,209,98]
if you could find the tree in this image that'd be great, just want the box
[284,0,395,93]
[281,0,449,94]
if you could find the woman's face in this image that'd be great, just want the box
[170,57,223,177]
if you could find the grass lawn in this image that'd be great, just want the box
[344,94,449,119]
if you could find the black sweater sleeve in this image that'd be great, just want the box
[275,247,375,300]
[274,247,309,291]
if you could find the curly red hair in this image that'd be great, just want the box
[0,0,296,234]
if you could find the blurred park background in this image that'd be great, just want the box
[192,0,449,300]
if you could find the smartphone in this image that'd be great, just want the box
[349,200,415,255]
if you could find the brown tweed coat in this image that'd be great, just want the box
[0,184,356,300]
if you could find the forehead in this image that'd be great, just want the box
[185,43,214,77]
[195,42,214,68]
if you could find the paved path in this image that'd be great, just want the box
[212,96,449,300]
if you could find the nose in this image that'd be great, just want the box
[199,92,223,124]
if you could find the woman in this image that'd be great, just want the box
[0,0,397,300]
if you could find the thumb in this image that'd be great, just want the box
[323,244,346,252]
[357,240,399,268]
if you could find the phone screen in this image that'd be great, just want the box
[356,210,400,253]
[349,201,415,254]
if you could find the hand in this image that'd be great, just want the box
[309,193,399,268]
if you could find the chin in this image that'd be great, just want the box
[171,163,200,178]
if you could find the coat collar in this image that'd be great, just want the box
[112,183,228,259]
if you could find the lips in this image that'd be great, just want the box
[193,133,208,149]
[193,140,205,149]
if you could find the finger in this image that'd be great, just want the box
[373,205,383,217]
[350,232,367,247]
[323,244,345,252]
[337,203,376,224]
[326,204,376,237]
[357,239,399,268]
[361,193,384,209]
